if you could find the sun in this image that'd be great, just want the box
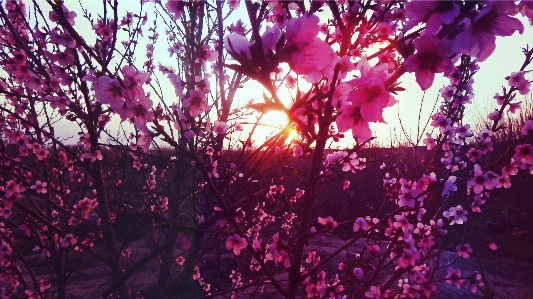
[254,110,300,145]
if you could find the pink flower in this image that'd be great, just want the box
[445,267,464,289]
[342,180,350,190]
[353,267,363,279]
[336,104,372,142]
[175,256,185,266]
[404,0,460,36]
[49,5,77,26]
[30,180,48,194]
[60,234,77,247]
[183,90,210,118]
[213,120,228,134]
[456,243,473,259]
[285,15,337,83]
[227,0,240,9]
[443,205,468,225]
[466,271,484,293]
[521,120,533,136]
[513,144,533,165]
[520,0,533,20]
[442,176,457,195]
[317,216,338,232]
[486,239,498,250]
[94,76,125,109]
[365,286,381,299]
[305,251,320,266]
[404,36,455,90]
[293,145,304,157]
[82,150,103,162]
[398,180,418,208]
[398,249,420,268]
[452,2,524,62]
[122,65,149,99]
[347,58,396,123]
[353,217,369,232]
[165,0,186,21]
[192,266,200,280]
[226,234,247,256]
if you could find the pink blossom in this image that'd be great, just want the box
[226,234,247,256]
[165,0,186,21]
[365,286,381,299]
[30,180,48,194]
[94,76,125,109]
[82,150,103,162]
[227,0,240,9]
[293,145,304,157]
[442,176,457,195]
[456,243,473,258]
[285,15,337,83]
[353,267,363,279]
[398,249,420,268]
[404,0,460,36]
[445,267,464,289]
[443,205,468,225]
[486,239,498,250]
[342,180,350,190]
[60,234,77,247]
[122,65,149,99]
[336,104,372,142]
[452,2,524,62]
[305,251,320,266]
[430,114,451,133]
[49,5,77,26]
[353,217,369,232]
[466,271,484,293]
[173,255,185,265]
[183,90,210,117]
[521,120,533,135]
[224,33,252,59]
[317,216,338,232]
[404,36,455,90]
[520,0,533,20]
[513,144,533,165]
[193,266,200,280]
[213,120,228,134]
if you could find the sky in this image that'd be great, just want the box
[3,1,533,149]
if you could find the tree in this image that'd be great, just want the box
[0,0,532,298]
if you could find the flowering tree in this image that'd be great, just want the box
[0,0,532,298]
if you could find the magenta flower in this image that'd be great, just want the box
[347,58,396,123]
[226,234,247,256]
[445,267,464,289]
[513,144,533,165]
[456,243,473,259]
[398,249,420,268]
[285,15,337,83]
[60,234,77,247]
[336,104,372,142]
[404,36,455,90]
[183,90,210,118]
[30,180,47,194]
[352,267,363,279]
[165,0,186,21]
[94,76,125,110]
[404,0,460,36]
[443,205,468,225]
[317,216,338,232]
[452,2,524,62]
[122,65,149,100]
